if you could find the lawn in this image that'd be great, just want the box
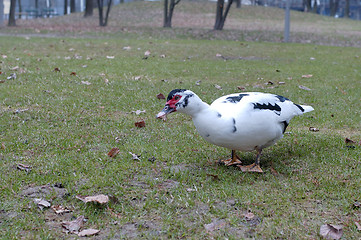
[0,1,361,239]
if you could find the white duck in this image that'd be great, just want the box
[157,89,314,172]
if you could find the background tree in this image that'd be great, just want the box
[329,0,339,16]
[64,0,68,15]
[8,0,16,26]
[70,0,75,13]
[97,0,112,26]
[163,0,180,28]
[0,0,4,27]
[236,0,241,8]
[214,0,233,30]
[17,0,22,19]
[344,0,350,18]
[84,0,94,17]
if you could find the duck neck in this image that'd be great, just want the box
[179,95,210,118]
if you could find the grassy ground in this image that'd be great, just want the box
[0,1,361,239]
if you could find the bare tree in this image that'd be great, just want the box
[236,0,241,8]
[17,0,22,19]
[84,0,94,17]
[329,0,339,16]
[344,0,350,18]
[163,0,180,28]
[97,0,112,26]
[214,0,234,30]
[8,0,16,26]
[64,0,68,15]
[70,0,75,13]
[0,0,4,27]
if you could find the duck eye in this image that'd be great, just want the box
[174,96,180,100]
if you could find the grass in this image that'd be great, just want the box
[0,1,361,239]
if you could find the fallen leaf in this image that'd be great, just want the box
[345,138,357,144]
[132,110,146,115]
[156,93,165,99]
[62,215,85,233]
[302,74,313,78]
[78,228,100,237]
[204,219,226,232]
[134,76,142,80]
[70,72,76,76]
[81,81,91,85]
[34,198,51,210]
[10,66,19,71]
[123,46,131,50]
[237,86,246,90]
[214,84,222,90]
[76,194,109,204]
[216,53,222,57]
[144,50,151,56]
[51,205,71,214]
[54,67,60,72]
[106,56,115,59]
[320,224,343,240]
[355,221,361,231]
[195,80,201,86]
[135,120,146,128]
[107,147,120,157]
[1,143,5,149]
[299,85,312,91]
[17,163,31,172]
[7,73,16,80]
[129,152,140,160]
[244,211,255,221]
[309,127,320,132]
[160,54,166,58]
[206,173,219,181]
[278,81,286,85]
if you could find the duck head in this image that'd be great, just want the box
[157,89,198,119]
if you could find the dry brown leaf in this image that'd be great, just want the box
[81,81,91,85]
[34,198,51,209]
[1,143,5,150]
[54,67,60,72]
[244,211,255,220]
[78,228,100,237]
[204,219,226,232]
[206,173,220,181]
[17,163,31,172]
[320,224,343,239]
[62,215,85,233]
[302,74,313,78]
[156,93,165,99]
[132,110,146,115]
[309,127,320,132]
[76,194,109,204]
[135,120,146,128]
[214,84,222,90]
[129,152,140,160]
[345,138,357,144]
[107,147,120,158]
[299,85,312,91]
[51,205,71,214]
[70,72,77,76]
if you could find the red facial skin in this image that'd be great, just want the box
[166,95,182,111]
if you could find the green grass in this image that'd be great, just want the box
[0,2,361,239]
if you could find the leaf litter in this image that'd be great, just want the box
[76,194,109,204]
[319,224,343,239]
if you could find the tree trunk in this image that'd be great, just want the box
[214,0,233,30]
[330,0,339,16]
[0,0,4,27]
[17,0,22,19]
[64,0,68,15]
[84,0,94,17]
[97,0,112,26]
[303,0,311,12]
[70,0,75,13]
[236,0,241,8]
[344,0,350,18]
[163,0,180,28]
[8,0,16,26]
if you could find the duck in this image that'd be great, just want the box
[157,89,314,173]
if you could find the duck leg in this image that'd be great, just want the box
[238,149,264,173]
[220,150,242,166]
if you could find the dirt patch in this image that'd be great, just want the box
[20,183,69,200]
